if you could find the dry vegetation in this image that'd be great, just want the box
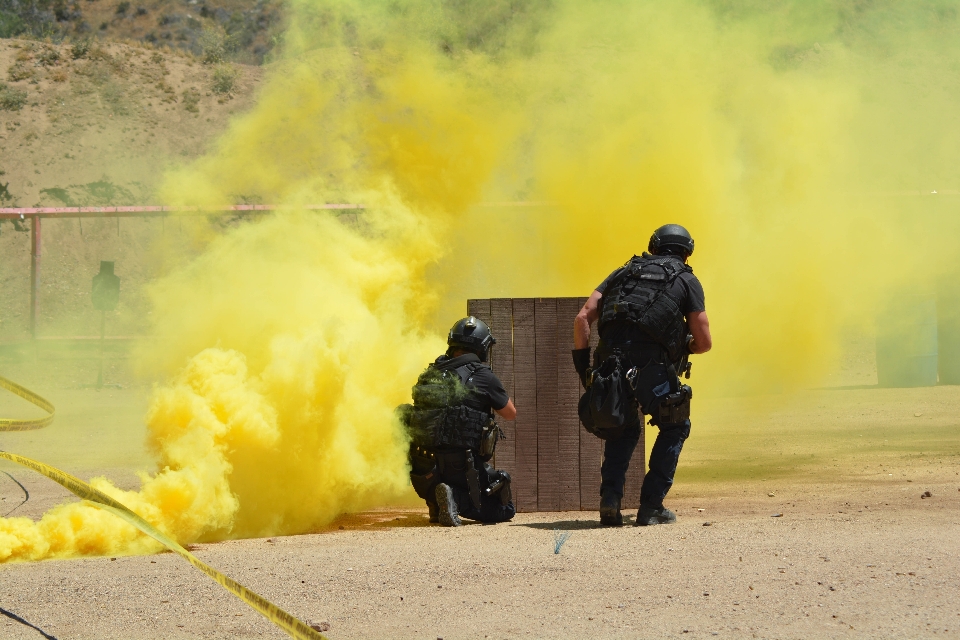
[0,38,262,209]
[0,0,283,64]
[0,37,264,343]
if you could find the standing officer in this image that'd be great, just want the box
[572,224,712,526]
[399,317,517,526]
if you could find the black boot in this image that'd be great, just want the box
[599,489,623,527]
[427,502,439,523]
[635,504,677,526]
[435,484,462,527]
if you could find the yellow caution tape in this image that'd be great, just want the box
[1,379,328,640]
[0,375,55,431]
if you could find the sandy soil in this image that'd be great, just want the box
[1,469,958,640]
[1,367,959,639]
[0,392,958,639]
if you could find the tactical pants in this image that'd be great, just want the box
[596,351,691,510]
[410,449,515,523]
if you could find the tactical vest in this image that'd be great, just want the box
[598,254,692,361]
[398,358,495,452]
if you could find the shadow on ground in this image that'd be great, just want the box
[0,606,59,640]
[511,517,614,530]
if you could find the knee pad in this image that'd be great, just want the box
[484,469,512,506]
[498,475,512,506]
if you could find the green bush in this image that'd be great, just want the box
[0,181,14,205]
[182,87,200,112]
[37,46,60,66]
[40,181,137,207]
[7,61,34,82]
[211,64,239,95]
[0,83,28,111]
[71,38,91,60]
[200,26,237,64]
[0,10,26,38]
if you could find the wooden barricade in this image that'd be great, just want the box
[467,298,645,513]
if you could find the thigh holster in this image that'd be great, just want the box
[651,384,692,426]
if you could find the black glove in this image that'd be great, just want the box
[572,348,591,387]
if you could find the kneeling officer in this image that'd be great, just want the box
[398,317,517,526]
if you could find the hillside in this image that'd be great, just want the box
[0,0,282,64]
[0,37,263,345]
[0,37,262,206]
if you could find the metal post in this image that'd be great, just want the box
[30,215,41,340]
[97,309,105,390]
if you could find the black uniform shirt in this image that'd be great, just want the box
[433,353,510,413]
[595,253,706,345]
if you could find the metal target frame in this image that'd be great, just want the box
[0,204,365,339]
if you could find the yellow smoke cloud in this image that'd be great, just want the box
[444,0,960,392]
[5,0,960,561]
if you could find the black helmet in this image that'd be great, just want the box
[648,223,694,257]
[447,316,496,362]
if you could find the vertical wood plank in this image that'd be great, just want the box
[578,296,603,511]
[556,298,582,511]
[637,427,648,507]
[622,428,644,510]
[467,299,491,322]
[467,296,639,513]
[487,299,515,481]
[534,298,559,512]
[511,298,537,512]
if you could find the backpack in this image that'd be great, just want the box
[397,359,494,451]
[599,254,692,361]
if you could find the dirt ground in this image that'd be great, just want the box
[0,473,957,640]
[1,376,959,640]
